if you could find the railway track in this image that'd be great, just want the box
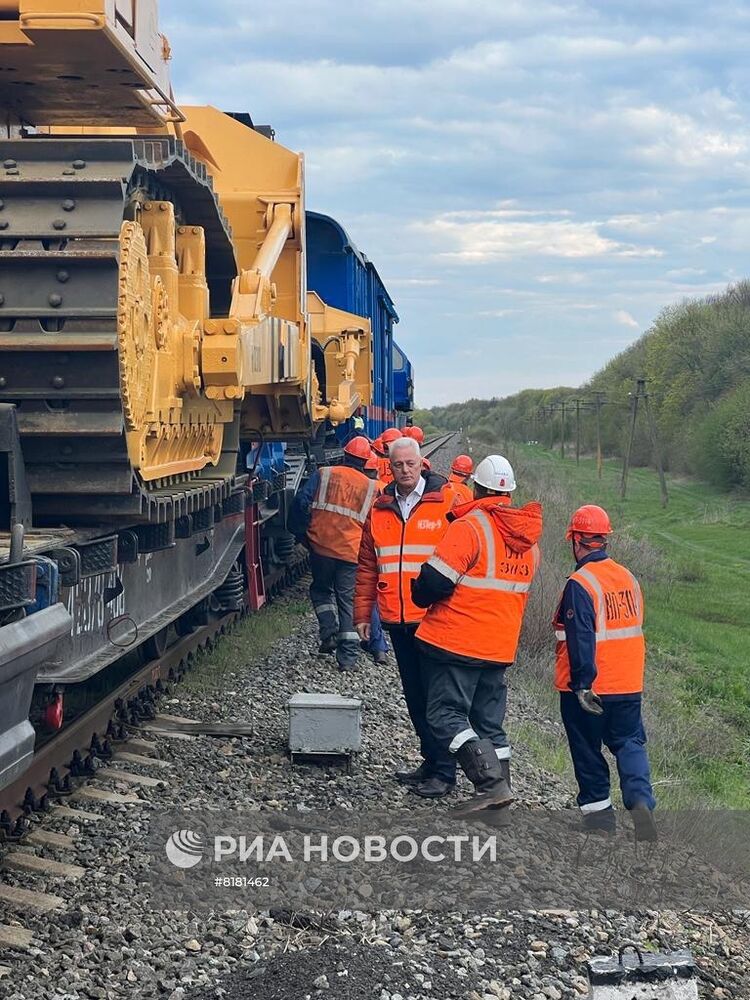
[0,432,459,969]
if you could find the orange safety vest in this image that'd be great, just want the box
[447,473,473,507]
[361,484,453,625]
[554,557,645,695]
[416,498,541,663]
[307,465,378,563]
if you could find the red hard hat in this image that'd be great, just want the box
[343,436,372,461]
[364,454,379,471]
[372,436,385,456]
[404,426,425,444]
[382,427,401,445]
[451,454,473,476]
[566,504,613,540]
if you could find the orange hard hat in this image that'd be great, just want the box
[451,454,473,476]
[372,436,386,456]
[382,427,401,445]
[404,426,425,444]
[364,454,379,471]
[566,504,613,540]
[343,436,372,461]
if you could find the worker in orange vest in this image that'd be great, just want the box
[447,454,473,506]
[554,505,656,841]
[355,435,456,797]
[378,427,401,485]
[289,436,377,672]
[412,455,542,815]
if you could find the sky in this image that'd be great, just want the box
[161,1,750,406]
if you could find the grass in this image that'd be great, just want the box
[181,596,310,695]
[508,443,750,809]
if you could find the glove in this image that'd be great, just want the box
[577,688,604,716]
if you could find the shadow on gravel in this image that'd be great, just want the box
[186,937,478,1000]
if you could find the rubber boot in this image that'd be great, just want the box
[581,806,616,835]
[452,740,513,816]
[481,759,512,828]
[630,803,658,843]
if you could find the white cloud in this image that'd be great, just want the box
[416,210,662,261]
[614,310,640,328]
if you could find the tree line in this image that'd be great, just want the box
[416,279,750,491]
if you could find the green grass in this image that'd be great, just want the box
[516,444,750,808]
[181,596,310,695]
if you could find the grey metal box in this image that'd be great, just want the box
[288,693,362,755]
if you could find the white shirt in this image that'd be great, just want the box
[395,475,425,521]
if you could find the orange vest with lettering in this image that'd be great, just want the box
[307,466,378,563]
[416,500,540,663]
[554,557,645,694]
[367,486,453,625]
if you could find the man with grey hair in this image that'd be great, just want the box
[355,437,456,798]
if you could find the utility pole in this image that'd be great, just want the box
[620,377,668,505]
[560,399,568,459]
[592,391,606,479]
[572,398,583,466]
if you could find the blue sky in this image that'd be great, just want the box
[161,1,750,406]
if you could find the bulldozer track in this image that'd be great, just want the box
[0,136,240,525]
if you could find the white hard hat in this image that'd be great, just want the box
[472,454,517,492]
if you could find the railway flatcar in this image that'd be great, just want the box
[306,211,414,441]
[0,0,411,801]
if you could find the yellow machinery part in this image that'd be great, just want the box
[0,0,178,127]
[117,214,230,481]
[307,292,372,425]
[182,106,376,439]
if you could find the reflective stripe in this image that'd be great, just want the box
[459,576,532,592]
[494,746,511,760]
[554,629,566,641]
[376,544,435,558]
[580,797,612,814]
[378,562,426,574]
[575,566,608,639]
[606,625,644,640]
[469,509,496,571]
[449,728,478,752]
[313,603,338,615]
[311,467,376,525]
[426,555,462,584]
[574,566,643,641]
[337,631,360,642]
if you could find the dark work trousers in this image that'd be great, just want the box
[560,692,656,812]
[388,625,456,783]
[420,647,511,760]
[364,605,389,656]
[308,551,359,668]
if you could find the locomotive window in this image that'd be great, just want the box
[392,346,404,370]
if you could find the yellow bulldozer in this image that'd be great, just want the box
[0,0,373,524]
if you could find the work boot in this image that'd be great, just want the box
[581,806,616,835]
[409,776,455,799]
[318,636,337,655]
[481,759,513,827]
[337,660,359,673]
[452,739,513,816]
[372,649,388,665]
[630,803,658,843]
[395,761,432,785]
